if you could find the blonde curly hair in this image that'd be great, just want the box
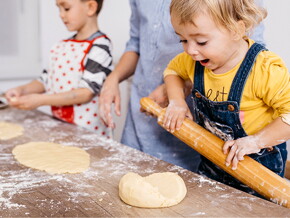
[170,0,267,36]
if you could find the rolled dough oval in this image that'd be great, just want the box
[12,141,90,174]
[0,121,24,140]
[119,172,187,208]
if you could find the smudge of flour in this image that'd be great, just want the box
[190,212,206,216]
[0,108,187,212]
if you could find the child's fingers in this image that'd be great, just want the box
[225,142,237,167]
[176,113,185,130]
[164,115,172,130]
[17,101,28,110]
[169,113,180,132]
[236,148,246,161]
[231,155,239,170]
[9,97,21,107]
[5,90,16,99]
[176,119,183,130]
[223,140,235,154]
[163,108,172,129]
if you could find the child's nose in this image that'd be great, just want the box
[186,43,199,56]
[59,10,65,19]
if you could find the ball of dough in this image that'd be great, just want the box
[119,172,187,208]
[10,97,17,102]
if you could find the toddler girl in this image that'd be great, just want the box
[163,0,290,195]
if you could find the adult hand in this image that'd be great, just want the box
[140,84,169,116]
[148,84,169,108]
[98,74,121,128]
[9,93,44,110]
[223,135,262,170]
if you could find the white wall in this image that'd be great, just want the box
[264,0,290,69]
[40,0,131,67]
[0,0,41,79]
[264,0,290,154]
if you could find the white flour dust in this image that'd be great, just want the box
[0,108,186,212]
[0,108,277,216]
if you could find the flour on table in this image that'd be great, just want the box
[12,141,90,174]
[0,121,24,140]
[119,172,187,208]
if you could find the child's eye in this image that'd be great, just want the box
[197,41,207,46]
[179,39,187,43]
[64,7,70,11]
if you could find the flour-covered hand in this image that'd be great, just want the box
[223,135,262,170]
[5,87,23,104]
[163,99,192,132]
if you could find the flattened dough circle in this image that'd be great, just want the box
[119,172,187,208]
[12,141,90,174]
[0,122,24,140]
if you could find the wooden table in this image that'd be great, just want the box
[0,107,289,217]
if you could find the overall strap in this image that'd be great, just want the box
[193,61,205,94]
[228,43,267,103]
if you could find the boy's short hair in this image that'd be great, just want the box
[95,0,103,15]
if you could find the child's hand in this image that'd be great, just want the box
[5,88,22,102]
[10,94,43,110]
[223,135,262,170]
[162,99,192,132]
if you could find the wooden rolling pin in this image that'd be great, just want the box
[140,97,290,208]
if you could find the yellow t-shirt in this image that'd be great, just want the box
[164,39,290,135]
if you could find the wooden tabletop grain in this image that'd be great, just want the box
[0,107,289,217]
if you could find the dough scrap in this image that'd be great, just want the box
[119,172,187,208]
[0,121,24,140]
[12,141,90,174]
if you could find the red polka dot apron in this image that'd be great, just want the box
[46,37,111,138]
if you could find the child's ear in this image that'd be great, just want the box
[87,0,98,16]
[233,20,246,40]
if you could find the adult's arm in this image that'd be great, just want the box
[98,0,141,128]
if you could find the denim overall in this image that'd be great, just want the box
[192,43,287,195]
